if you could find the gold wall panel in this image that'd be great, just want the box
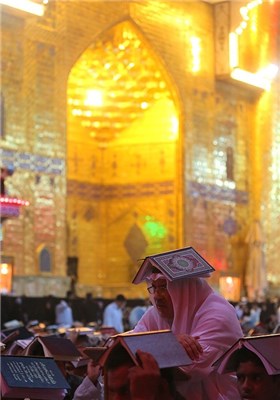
[1,1,279,299]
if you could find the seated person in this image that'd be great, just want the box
[73,358,103,400]
[232,347,280,400]
[128,299,151,329]
[133,269,243,399]
[73,347,182,400]
[216,334,280,400]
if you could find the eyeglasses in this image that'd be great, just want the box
[147,285,167,294]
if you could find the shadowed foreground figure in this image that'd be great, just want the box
[223,347,280,400]
[104,347,183,400]
[73,346,183,400]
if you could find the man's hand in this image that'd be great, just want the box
[176,334,203,360]
[128,350,162,400]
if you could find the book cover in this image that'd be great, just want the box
[70,347,92,369]
[213,334,280,375]
[132,246,215,284]
[1,326,34,341]
[83,346,108,363]
[23,335,82,362]
[1,330,23,346]
[3,337,33,356]
[0,355,70,399]
[87,330,193,369]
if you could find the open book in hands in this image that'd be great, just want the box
[0,355,70,400]
[84,329,193,369]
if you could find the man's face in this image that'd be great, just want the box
[236,361,280,400]
[107,363,131,400]
[148,278,174,320]
[116,300,126,309]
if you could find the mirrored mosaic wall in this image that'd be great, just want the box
[1,1,279,299]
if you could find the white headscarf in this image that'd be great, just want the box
[138,276,237,340]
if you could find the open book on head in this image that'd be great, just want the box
[213,334,280,375]
[132,246,215,284]
[22,335,82,362]
[1,325,34,342]
[84,329,192,370]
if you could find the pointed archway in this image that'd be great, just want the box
[67,20,182,296]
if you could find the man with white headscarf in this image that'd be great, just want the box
[74,248,243,400]
[132,268,243,399]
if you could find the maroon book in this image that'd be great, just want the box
[213,333,280,375]
[23,335,82,362]
[86,330,193,369]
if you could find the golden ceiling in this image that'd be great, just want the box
[67,21,172,145]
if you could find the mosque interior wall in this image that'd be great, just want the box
[1,1,279,300]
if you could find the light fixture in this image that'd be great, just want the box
[0,0,47,16]
[229,33,239,69]
[216,0,279,91]
[219,275,241,302]
[1,263,9,275]
[0,196,30,221]
[229,28,278,90]
[230,66,278,91]
[229,0,278,91]
[0,262,13,294]
[84,89,103,107]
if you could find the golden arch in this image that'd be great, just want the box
[67,20,182,297]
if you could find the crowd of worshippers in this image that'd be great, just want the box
[1,292,152,333]
[2,291,280,335]
[1,249,280,400]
